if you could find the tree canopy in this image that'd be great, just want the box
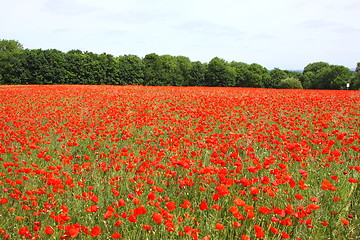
[301,62,353,89]
[0,39,357,89]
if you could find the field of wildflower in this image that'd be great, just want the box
[0,85,359,240]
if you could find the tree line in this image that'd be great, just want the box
[1,39,359,89]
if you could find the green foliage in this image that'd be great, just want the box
[21,49,69,84]
[145,55,192,86]
[277,77,303,89]
[270,68,288,87]
[301,62,352,89]
[174,56,192,86]
[303,62,330,74]
[230,61,248,87]
[159,54,182,86]
[117,55,144,85]
[0,39,23,52]
[0,54,27,84]
[205,57,236,87]
[318,65,352,90]
[99,53,122,85]
[64,50,86,84]
[356,62,360,73]
[188,61,206,86]
[349,63,360,90]
[0,39,358,89]
[63,51,121,85]
[301,71,315,89]
[0,40,26,84]
[241,63,271,88]
[285,69,303,79]
[269,68,302,88]
[143,53,162,86]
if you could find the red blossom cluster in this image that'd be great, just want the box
[0,85,359,239]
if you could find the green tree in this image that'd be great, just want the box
[175,56,192,86]
[303,62,330,74]
[303,63,352,90]
[143,54,188,86]
[241,63,271,88]
[143,53,163,85]
[350,62,360,90]
[316,65,352,90]
[43,49,69,84]
[0,40,26,84]
[64,50,86,84]
[301,71,316,89]
[205,57,236,87]
[0,39,23,52]
[269,68,303,89]
[22,49,48,84]
[277,77,303,89]
[356,62,360,73]
[159,55,180,86]
[284,70,302,79]
[97,53,120,85]
[64,50,106,85]
[301,62,330,89]
[84,51,113,85]
[188,61,206,86]
[117,55,144,85]
[22,49,69,84]
[230,61,248,87]
[269,68,288,88]
[82,51,105,85]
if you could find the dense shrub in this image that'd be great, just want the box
[277,77,303,89]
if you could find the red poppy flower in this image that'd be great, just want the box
[128,214,137,223]
[348,178,358,183]
[0,197,8,204]
[233,221,242,227]
[111,232,121,239]
[234,198,245,207]
[281,232,291,239]
[241,235,250,240]
[215,223,224,230]
[142,224,151,231]
[180,199,191,208]
[270,226,279,235]
[166,201,176,211]
[341,218,349,225]
[67,226,80,238]
[254,225,264,239]
[321,221,329,226]
[199,201,209,211]
[295,193,304,200]
[152,212,163,224]
[90,226,101,237]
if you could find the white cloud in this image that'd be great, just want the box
[300,20,339,29]
[174,21,245,38]
[97,10,158,24]
[42,0,97,16]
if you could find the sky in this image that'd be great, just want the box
[1,0,360,70]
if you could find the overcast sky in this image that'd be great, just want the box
[1,0,359,70]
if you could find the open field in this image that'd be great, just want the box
[0,85,359,239]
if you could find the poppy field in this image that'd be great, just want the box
[0,85,359,240]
